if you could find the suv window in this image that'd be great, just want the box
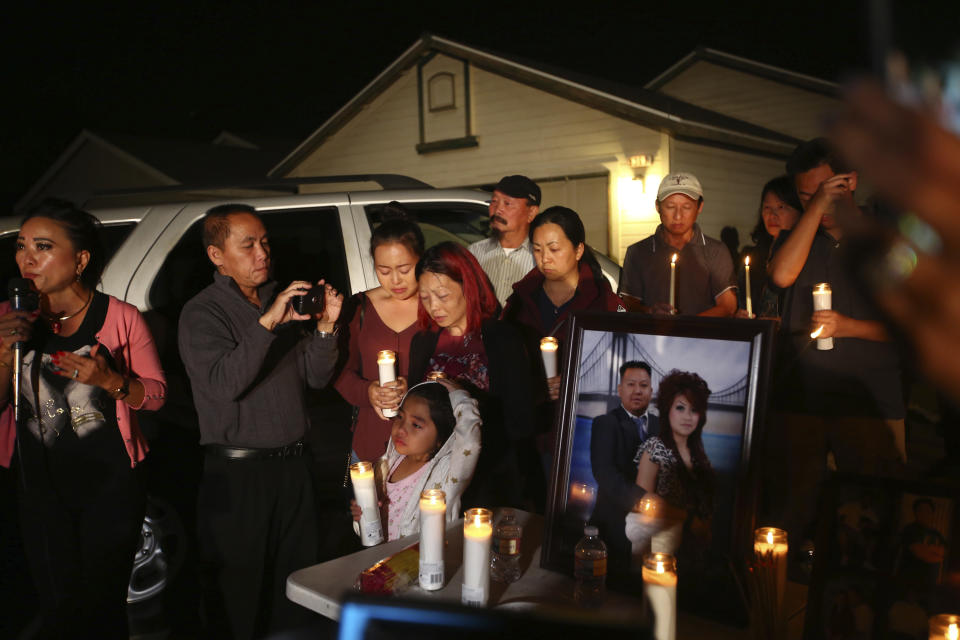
[149,207,347,314]
[0,222,136,301]
[364,202,490,249]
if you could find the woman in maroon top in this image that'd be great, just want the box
[335,204,424,462]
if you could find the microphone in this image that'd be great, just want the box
[7,277,38,348]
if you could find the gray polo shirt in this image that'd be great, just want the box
[178,272,338,447]
[468,236,535,306]
[618,224,736,315]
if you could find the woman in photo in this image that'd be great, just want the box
[0,199,166,638]
[635,370,715,553]
[350,379,481,540]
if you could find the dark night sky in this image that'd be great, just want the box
[2,0,958,211]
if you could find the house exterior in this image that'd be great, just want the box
[272,35,839,262]
[16,130,289,211]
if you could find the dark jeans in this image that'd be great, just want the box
[17,465,146,639]
[198,453,319,639]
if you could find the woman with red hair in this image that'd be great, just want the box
[408,242,535,508]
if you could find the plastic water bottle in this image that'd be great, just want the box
[574,525,607,606]
[490,509,522,583]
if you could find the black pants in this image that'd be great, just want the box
[17,465,146,639]
[198,453,319,639]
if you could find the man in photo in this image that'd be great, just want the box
[589,360,659,567]
[895,498,948,591]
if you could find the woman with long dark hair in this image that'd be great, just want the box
[408,241,534,508]
[335,203,425,462]
[0,199,166,638]
[503,206,623,399]
[635,370,715,549]
[741,175,802,317]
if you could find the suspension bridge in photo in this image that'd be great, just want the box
[577,332,748,408]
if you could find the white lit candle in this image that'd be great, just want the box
[638,495,658,524]
[930,614,960,640]
[350,461,384,546]
[462,508,493,606]
[754,527,789,620]
[642,552,677,640]
[669,253,678,311]
[540,337,559,378]
[811,283,833,350]
[419,489,446,590]
[377,349,398,417]
[568,482,595,521]
[744,255,753,318]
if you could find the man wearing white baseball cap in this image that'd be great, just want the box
[618,172,737,316]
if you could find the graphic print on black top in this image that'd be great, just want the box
[20,344,112,444]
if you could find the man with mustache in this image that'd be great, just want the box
[590,361,659,568]
[469,175,541,306]
[767,137,905,553]
[619,172,737,316]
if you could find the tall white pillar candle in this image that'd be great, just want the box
[419,489,446,590]
[929,614,960,640]
[540,337,559,378]
[744,255,753,318]
[461,508,493,606]
[812,283,833,350]
[642,552,677,640]
[753,527,789,620]
[669,254,678,311]
[350,461,384,546]
[377,349,398,417]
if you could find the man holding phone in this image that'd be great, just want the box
[179,203,343,638]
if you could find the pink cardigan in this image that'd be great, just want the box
[0,295,167,468]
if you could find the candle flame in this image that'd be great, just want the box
[656,561,665,574]
[671,253,678,265]
[766,530,774,545]
[810,325,824,339]
[949,622,959,640]
[744,255,750,267]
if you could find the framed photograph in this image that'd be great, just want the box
[805,475,960,639]
[541,312,776,624]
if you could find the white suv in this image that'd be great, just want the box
[0,186,620,613]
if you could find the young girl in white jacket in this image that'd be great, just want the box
[351,379,481,540]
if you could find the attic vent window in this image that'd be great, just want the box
[428,72,456,111]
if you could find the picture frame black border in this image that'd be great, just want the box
[539,311,777,616]
[804,473,960,640]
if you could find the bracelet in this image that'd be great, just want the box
[111,377,130,400]
[316,325,340,338]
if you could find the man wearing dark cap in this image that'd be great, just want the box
[469,175,541,305]
[619,172,737,316]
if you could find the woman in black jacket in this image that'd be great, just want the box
[409,242,536,509]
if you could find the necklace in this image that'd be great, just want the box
[43,290,93,335]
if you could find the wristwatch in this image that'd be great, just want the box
[111,377,130,400]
